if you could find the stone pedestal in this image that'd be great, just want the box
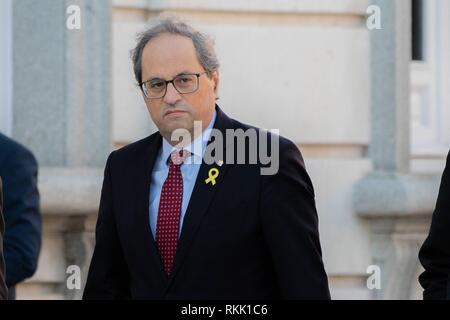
[16,169,102,299]
[353,173,439,299]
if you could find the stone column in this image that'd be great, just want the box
[353,0,439,300]
[369,0,410,174]
[12,0,111,167]
[11,0,111,299]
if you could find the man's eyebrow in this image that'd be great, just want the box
[147,71,196,81]
[176,70,196,76]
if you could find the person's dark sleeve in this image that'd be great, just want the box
[0,179,9,300]
[3,147,41,287]
[419,151,450,300]
[83,152,131,299]
[260,138,331,299]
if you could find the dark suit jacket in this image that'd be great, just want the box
[0,133,41,298]
[84,106,330,300]
[0,178,8,300]
[419,151,450,299]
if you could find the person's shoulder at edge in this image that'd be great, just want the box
[0,133,38,165]
[0,133,38,178]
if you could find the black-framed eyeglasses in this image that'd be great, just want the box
[140,71,209,99]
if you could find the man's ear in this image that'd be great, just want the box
[211,70,220,98]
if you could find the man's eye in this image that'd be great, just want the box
[150,82,164,89]
[178,77,193,83]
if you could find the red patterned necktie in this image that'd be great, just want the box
[156,149,190,276]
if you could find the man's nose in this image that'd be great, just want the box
[163,83,182,105]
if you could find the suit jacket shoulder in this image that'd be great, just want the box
[0,133,38,169]
[225,116,313,196]
[107,134,160,167]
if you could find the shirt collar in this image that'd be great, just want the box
[161,110,217,165]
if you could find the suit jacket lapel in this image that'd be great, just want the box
[166,106,234,289]
[133,133,169,284]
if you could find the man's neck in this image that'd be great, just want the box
[162,112,216,148]
[162,130,195,148]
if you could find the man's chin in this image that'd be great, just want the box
[162,122,194,144]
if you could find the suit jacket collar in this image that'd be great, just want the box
[133,130,166,286]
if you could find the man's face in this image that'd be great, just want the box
[140,33,219,141]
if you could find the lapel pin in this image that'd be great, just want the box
[205,168,219,186]
[217,160,224,167]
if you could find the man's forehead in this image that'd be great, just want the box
[143,33,196,58]
[141,34,202,79]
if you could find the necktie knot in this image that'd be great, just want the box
[169,149,191,166]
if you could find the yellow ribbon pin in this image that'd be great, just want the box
[205,168,219,186]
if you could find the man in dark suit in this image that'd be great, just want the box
[0,178,8,300]
[419,151,450,299]
[0,133,42,299]
[84,18,330,300]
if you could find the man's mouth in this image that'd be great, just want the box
[165,110,187,116]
